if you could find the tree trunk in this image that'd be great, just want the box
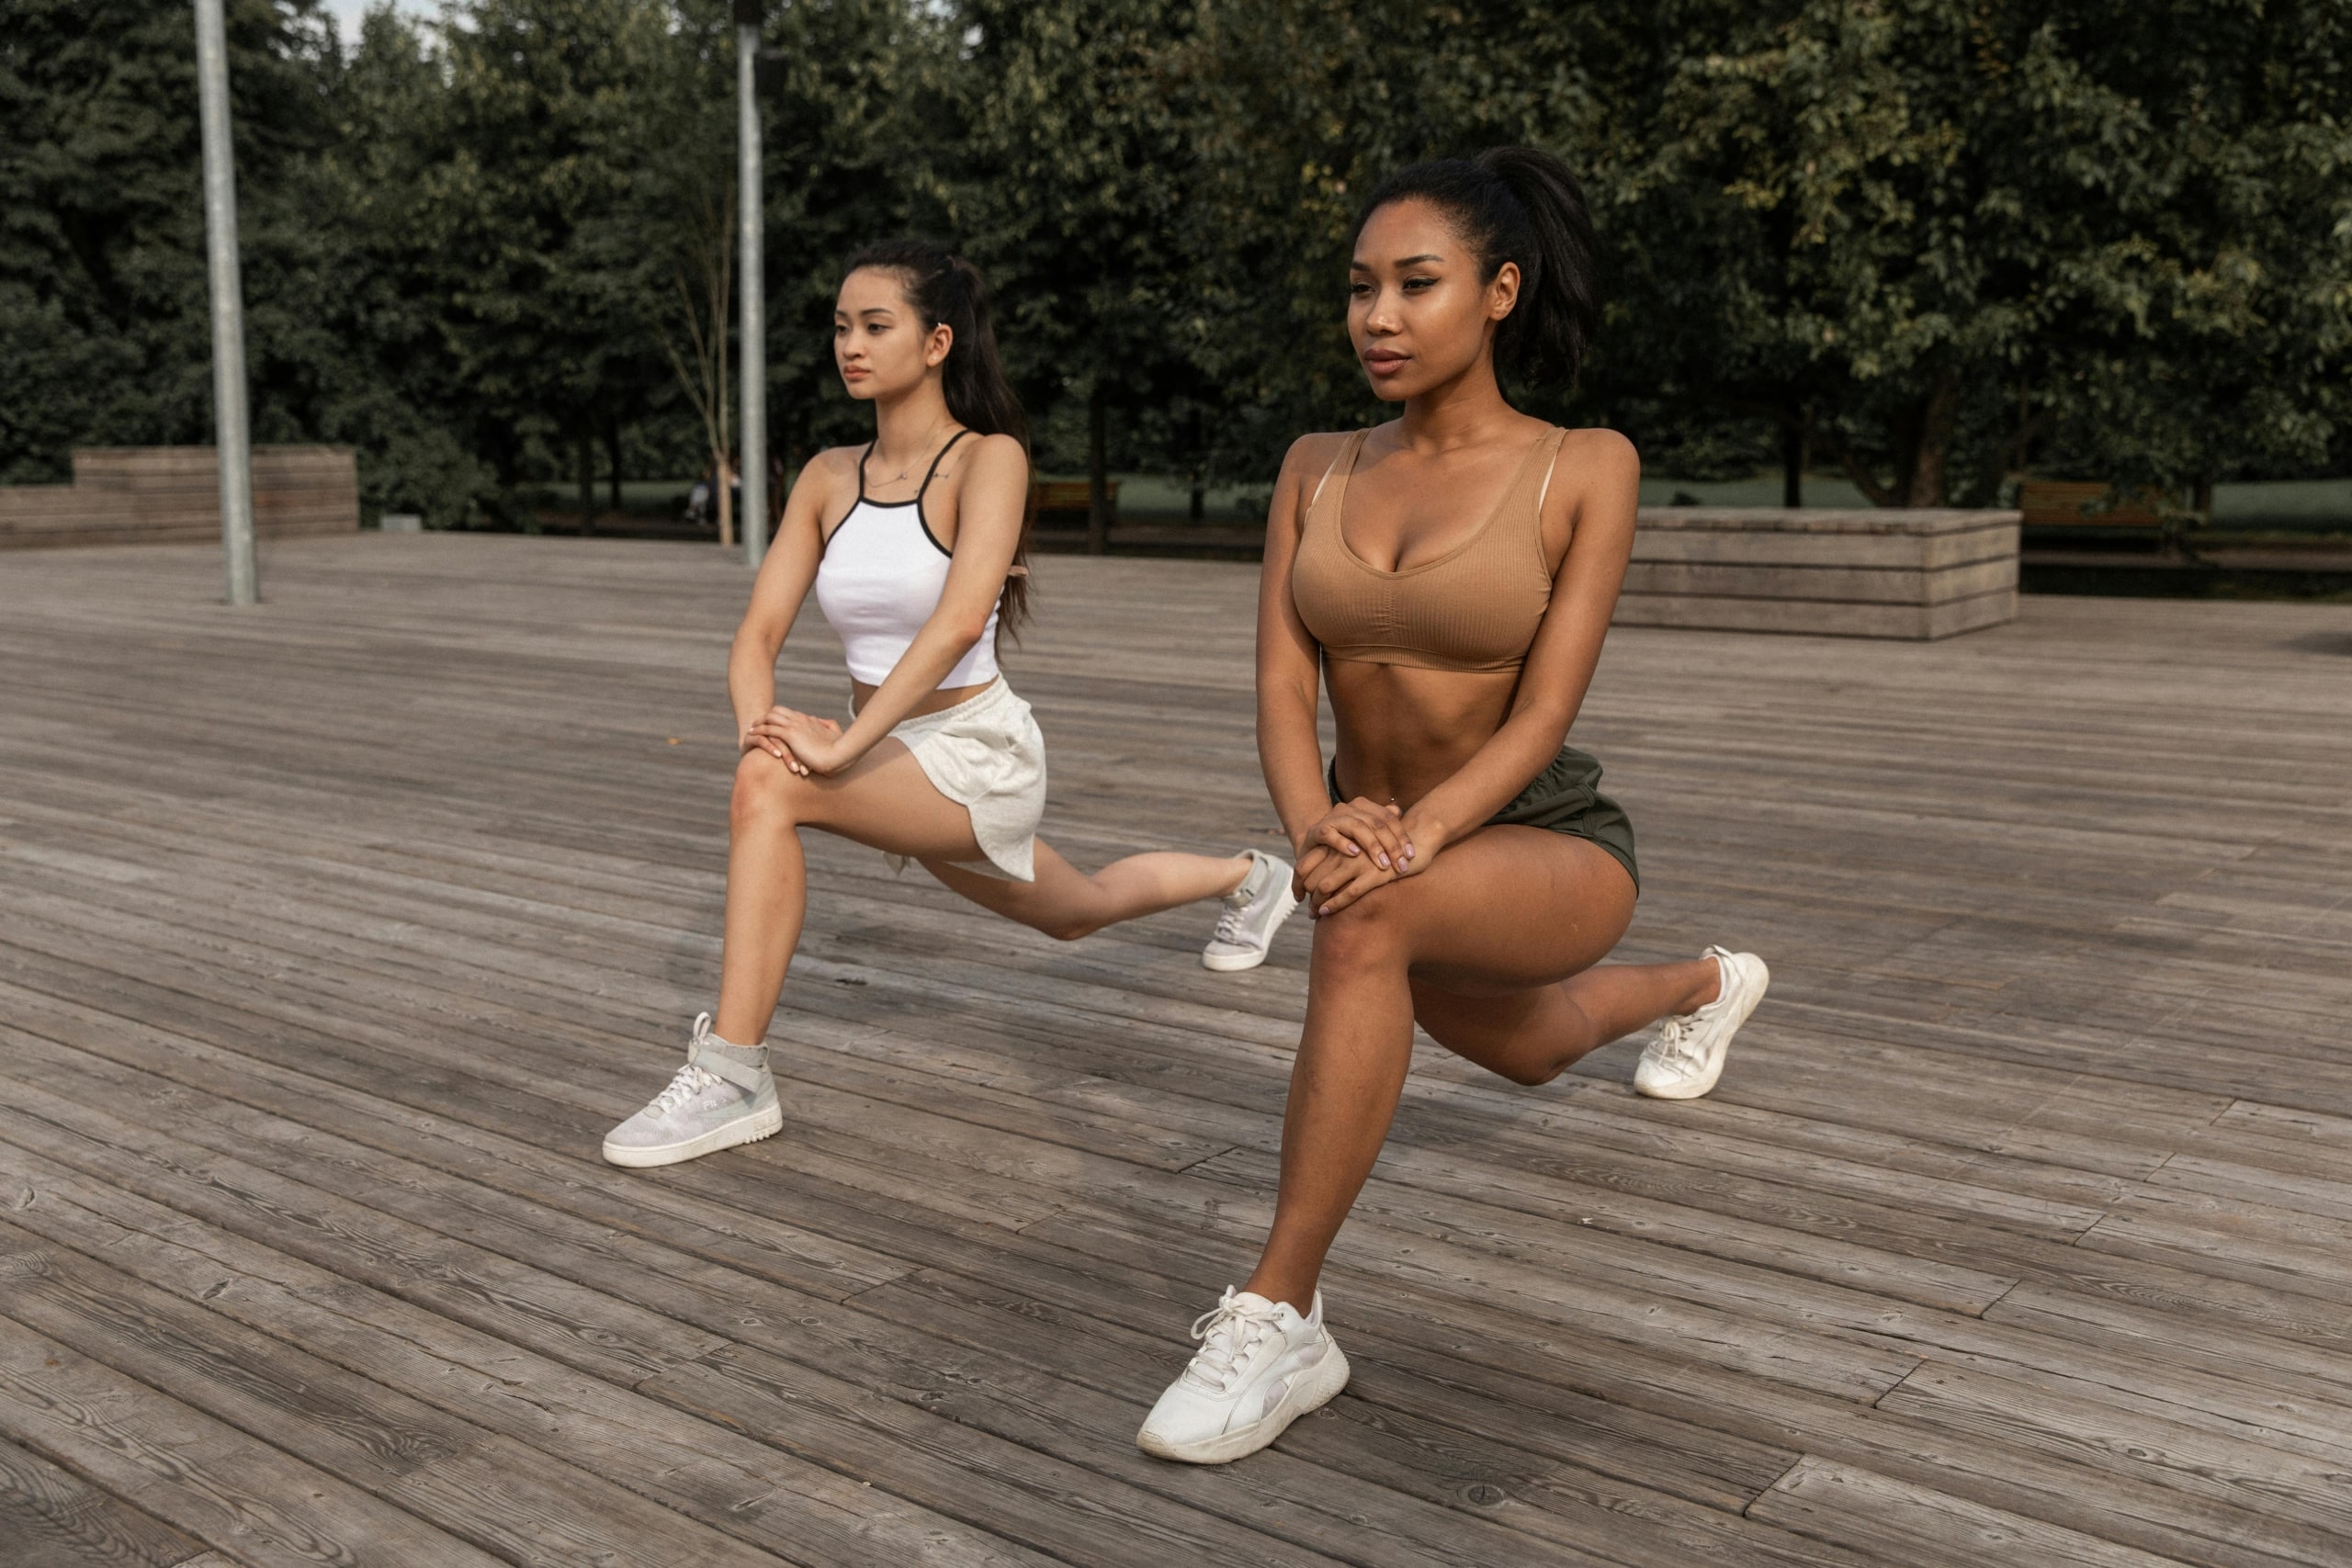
[1781,412,1808,508]
[1087,387,1110,556]
[716,453,734,549]
[605,413,623,514]
[1903,375,1961,508]
[577,422,595,536]
[1188,407,1206,522]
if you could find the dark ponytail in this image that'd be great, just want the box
[1352,146,1600,390]
[842,239,1035,637]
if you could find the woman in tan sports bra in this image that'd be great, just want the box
[1135,148,1770,1465]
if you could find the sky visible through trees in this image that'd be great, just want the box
[2,0,2346,527]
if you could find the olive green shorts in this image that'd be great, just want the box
[1327,745,1639,895]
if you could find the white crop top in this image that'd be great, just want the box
[814,430,1001,688]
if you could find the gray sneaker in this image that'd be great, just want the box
[602,1012,781,1168]
[1201,851,1299,972]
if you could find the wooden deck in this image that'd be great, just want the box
[2,534,2348,1568]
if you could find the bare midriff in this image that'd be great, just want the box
[852,676,995,719]
[1326,659,1520,809]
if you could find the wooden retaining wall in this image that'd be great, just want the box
[0,446,358,551]
[1620,507,2021,640]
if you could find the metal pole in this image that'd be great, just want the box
[735,6,767,570]
[194,0,258,605]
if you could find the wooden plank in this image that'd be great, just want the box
[0,1318,505,1568]
[0,1142,1063,1568]
[1621,553,2017,605]
[1878,1362,2352,1549]
[1632,522,2018,570]
[0,1061,1419,1567]
[1749,1456,2199,1568]
[1,446,356,550]
[0,1222,801,1568]
[0,534,2346,1565]
[2019,480,2168,528]
[1613,586,2018,638]
[0,1430,210,1568]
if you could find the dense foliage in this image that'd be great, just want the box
[3,0,2346,521]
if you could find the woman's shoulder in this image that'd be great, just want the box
[799,444,867,488]
[1555,423,1638,473]
[956,430,1027,466]
[1279,426,1375,479]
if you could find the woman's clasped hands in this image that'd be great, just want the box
[742,705,856,777]
[1294,795,1438,917]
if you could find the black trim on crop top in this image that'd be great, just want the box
[838,428,970,559]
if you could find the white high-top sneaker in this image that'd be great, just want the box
[602,1013,781,1167]
[1635,946,1770,1100]
[1201,850,1299,973]
[1136,1287,1350,1463]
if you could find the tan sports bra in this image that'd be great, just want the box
[1290,426,1566,673]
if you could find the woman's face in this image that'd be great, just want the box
[833,266,951,401]
[1348,197,1519,402]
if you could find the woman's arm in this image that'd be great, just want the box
[1260,434,1416,897]
[1398,428,1639,857]
[1257,435,1339,849]
[780,434,1028,773]
[729,455,837,755]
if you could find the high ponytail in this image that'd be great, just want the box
[842,239,1035,637]
[1352,146,1600,390]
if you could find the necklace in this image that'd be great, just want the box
[872,423,957,486]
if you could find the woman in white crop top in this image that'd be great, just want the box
[602,241,1301,1171]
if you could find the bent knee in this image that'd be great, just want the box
[730,750,809,831]
[1037,914,1099,942]
[1311,893,1410,970]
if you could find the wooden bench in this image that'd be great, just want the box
[2018,480,2169,529]
[1030,479,1116,527]
[1619,507,2020,639]
[0,446,358,551]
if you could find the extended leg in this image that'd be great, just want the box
[1411,953,1721,1088]
[925,839,1252,942]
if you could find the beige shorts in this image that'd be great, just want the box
[862,676,1046,882]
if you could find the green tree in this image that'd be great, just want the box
[1613,0,2352,508]
[750,0,959,467]
[953,0,1206,547]
[1176,1,1631,490]
[418,0,682,523]
[0,0,335,482]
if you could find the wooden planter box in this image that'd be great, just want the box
[0,446,358,551]
[1616,507,2020,640]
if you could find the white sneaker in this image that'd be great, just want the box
[1635,946,1769,1100]
[1136,1288,1351,1463]
[1201,851,1299,972]
[602,1013,782,1167]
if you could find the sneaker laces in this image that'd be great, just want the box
[1212,857,1264,943]
[1651,1013,1702,1073]
[1182,1290,1281,1393]
[646,1059,723,1116]
[1653,953,1736,1074]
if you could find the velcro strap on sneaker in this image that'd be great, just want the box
[689,1040,769,1092]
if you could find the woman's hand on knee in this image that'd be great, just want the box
[1300,839,1400,918]
[745,705,840,776]
[1299,797,1414,875]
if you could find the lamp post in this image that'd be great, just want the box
[194,0,257,604]
[735,1,767,570]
